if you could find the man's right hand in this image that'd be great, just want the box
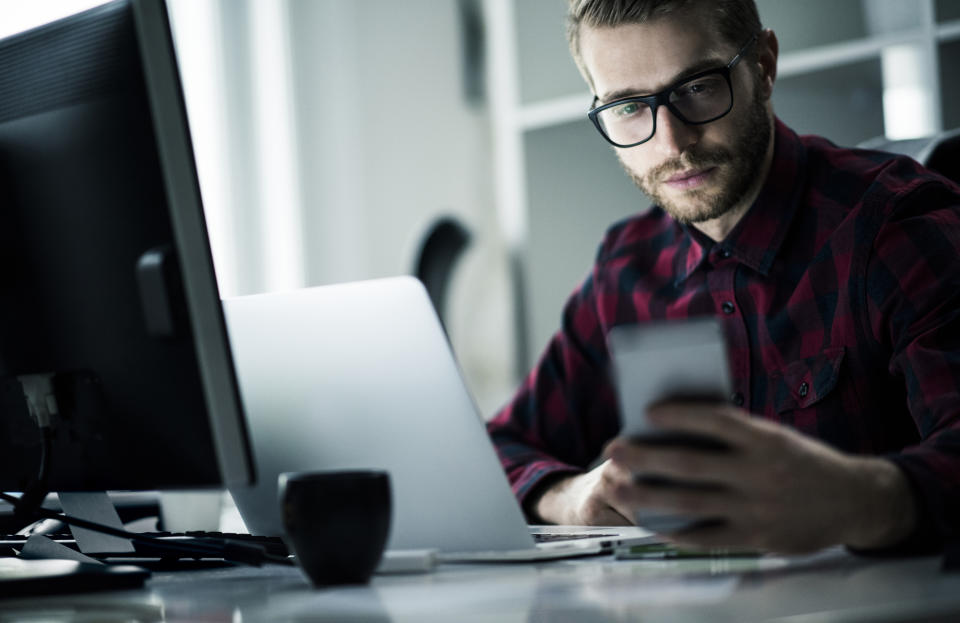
[530,459,635,526]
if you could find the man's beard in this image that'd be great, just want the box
[620,89,772,225]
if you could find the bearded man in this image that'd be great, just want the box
[487,0,960,555]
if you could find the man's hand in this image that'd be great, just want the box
[601,402,917,554]
[530,459,636,527]
[532,401,918,554]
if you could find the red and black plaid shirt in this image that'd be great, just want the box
[487,118,960,546]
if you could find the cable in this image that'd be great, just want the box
[13,375,56,522]
[5,376,291,567]
[36,427,53,485]
[12,428,53,524]
[0,491,291,566]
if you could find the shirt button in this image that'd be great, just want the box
[720,248,732,259]
[721,301,735,314]
[798,382,809,398]
[730,392,745,407]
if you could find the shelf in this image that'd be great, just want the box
[518,92,590,132]
[939,19,960,41]
[778,29,927,76]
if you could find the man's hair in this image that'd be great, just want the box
[566,0,762,83]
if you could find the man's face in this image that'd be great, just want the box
[579,14,773,225]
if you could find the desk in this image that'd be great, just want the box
[1,548,959,622]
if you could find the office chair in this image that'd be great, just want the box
[859,127,960,184]
[414,216,472,330]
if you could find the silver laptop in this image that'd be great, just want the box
[223,276,653,561]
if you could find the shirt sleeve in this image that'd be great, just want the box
[485,270,621,519]
[865,180,960,548]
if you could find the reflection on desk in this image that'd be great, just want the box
[2,547,960,622]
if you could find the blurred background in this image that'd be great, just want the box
[2,0,959,419]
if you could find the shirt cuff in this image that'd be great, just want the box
[513,461,584,523]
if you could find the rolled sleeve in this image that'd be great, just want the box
[486,273,620,515]
[866,183,960,547]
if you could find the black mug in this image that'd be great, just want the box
[278,470,392,586]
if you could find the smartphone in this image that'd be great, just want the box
[606,317,733,533]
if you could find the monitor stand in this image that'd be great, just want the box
[56,492,134,555]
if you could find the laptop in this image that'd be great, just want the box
[223,276,654,561]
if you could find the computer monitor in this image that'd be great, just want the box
[0,0,254,498]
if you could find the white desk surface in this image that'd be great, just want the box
[2,547,960,622]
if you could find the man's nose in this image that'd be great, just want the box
[652,106,697,157]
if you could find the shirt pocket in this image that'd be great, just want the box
[770,346,846,413]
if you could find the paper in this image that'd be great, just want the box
[19,534,103,564]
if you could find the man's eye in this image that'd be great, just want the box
[676,84,705,98]
[675,77,722,98]
[612,102,641,118]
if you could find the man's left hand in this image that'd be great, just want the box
[604,402,917,554]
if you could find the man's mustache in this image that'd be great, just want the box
[645,148,732,185]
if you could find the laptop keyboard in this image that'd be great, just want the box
[532,532,620,543]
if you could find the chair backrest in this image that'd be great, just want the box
[414,216,471,329]
[859,128,960,185]
[923,129,960,184]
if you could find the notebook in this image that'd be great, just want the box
[223,276,653,561]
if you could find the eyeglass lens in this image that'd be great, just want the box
[596,72,731,146]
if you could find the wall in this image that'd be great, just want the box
[170,0,516,416]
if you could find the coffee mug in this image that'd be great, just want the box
[278,470,392,586]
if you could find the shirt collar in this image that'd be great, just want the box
[674,117,806,283]
[721,118,806,275]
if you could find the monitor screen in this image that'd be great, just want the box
[0,0,254,493]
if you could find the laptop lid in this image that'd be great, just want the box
[223,277,536,553]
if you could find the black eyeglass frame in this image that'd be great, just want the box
[587,33,760,148]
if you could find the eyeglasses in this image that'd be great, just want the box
[588,33,759,148]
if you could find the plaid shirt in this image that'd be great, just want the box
[487,118,960,547]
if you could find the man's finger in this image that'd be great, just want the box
[663,521,760,552]
[645,403,768,447]
[607,442,742,485]
[610,478,737,518]
[596,460,646,526]
[588,504,634,527]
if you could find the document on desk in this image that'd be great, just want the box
[562,544,850,578]
[614,543,761,560]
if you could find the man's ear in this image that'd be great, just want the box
[756,28,778,100]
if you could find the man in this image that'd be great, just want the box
[487,0,960,555]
